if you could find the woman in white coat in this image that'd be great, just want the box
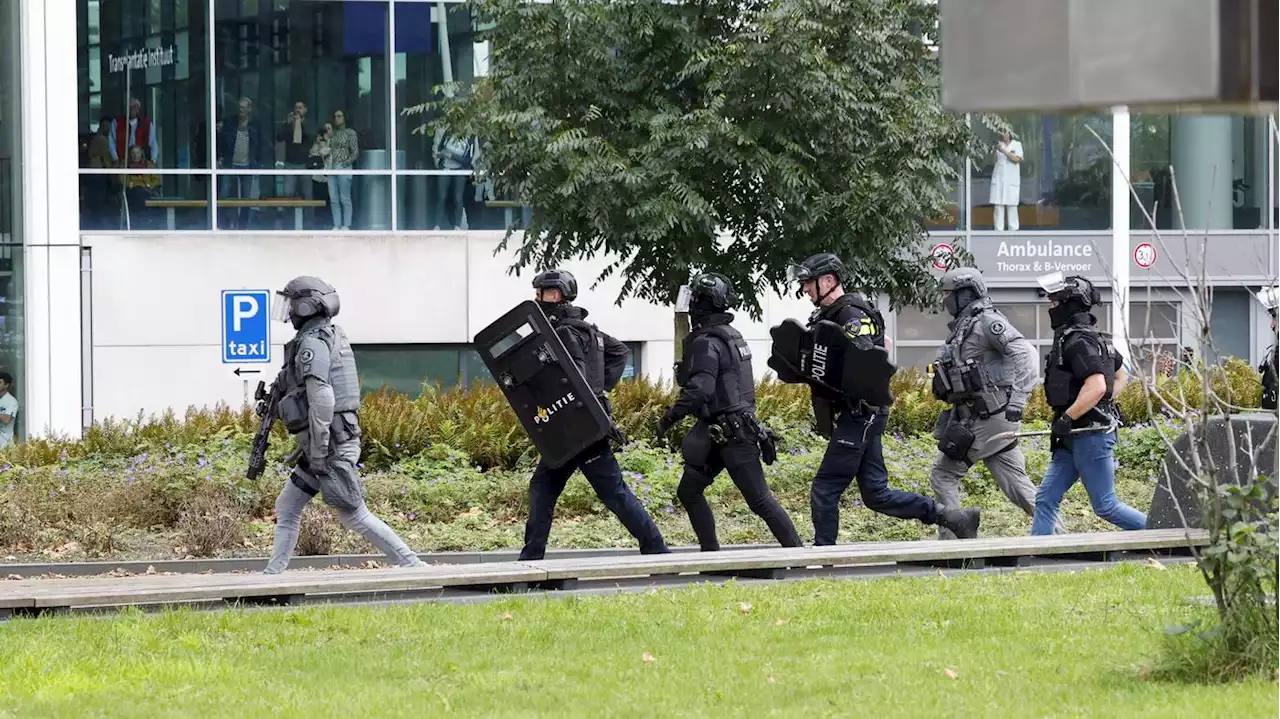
[989,132,1023,231]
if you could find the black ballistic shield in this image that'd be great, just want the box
[473,300,613,469]
[767,319,897,407]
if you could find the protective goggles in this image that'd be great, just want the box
[787,264,816,283]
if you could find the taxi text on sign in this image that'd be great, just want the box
[222,290,272,364]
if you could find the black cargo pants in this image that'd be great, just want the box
[519,439,670,561]
[677,420,802,551]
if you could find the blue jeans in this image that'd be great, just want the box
[328,164,353,227]
[811,410,938,545]
[1032,430,1146,535]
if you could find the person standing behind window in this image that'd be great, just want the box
[278,100,313,201]
[990,132,1023,232]
[309,123,333,230]
[217,97,265,229]
[0,371,18,448]
[327,109,359,231]
[108,97,160,166]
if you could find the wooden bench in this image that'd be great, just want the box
[485,199,526,227]
[0,529,1206,616]
[145,198,328,230]
[927,204,1063,229]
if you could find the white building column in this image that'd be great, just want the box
[20,0,83,438]
[1111,106,1130,364]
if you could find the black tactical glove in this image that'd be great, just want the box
[608,422,628,447]
[1005,405,1024,423]
[1051,414,1074,440]
[655,412,676,442]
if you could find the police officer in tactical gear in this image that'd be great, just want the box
[791,253,981,543]
[519,269,670,560]
[1032,272,1146,535]
[264,276,424,574]
[1256,285,1279,411]
[658,273,803,550]
[929,267,1064,538]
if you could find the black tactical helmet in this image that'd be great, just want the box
[273,275,341,323]
[688,272,739,312]
[1040,272,1100,309]
[532,269,578,302]
[788,253,849,286]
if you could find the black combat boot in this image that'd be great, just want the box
[936,506,981,540]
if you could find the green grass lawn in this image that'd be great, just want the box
[1,564,1273,718]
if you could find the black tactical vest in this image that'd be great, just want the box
[1044,322,1114,410]
[1262,344,1278,410]
[677,322,756,418]
[813,293,886,347]
[558,317,607,396]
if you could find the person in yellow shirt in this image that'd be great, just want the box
[121,146,160,229]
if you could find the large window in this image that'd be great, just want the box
[1131,114,1270,231]
[74,5,1270,236]
[969,113,1113,231]
[1,0,23,444]
[354,342,644,395]
[75,0,531,232]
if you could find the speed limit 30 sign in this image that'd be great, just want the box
[1133,242,1157,269]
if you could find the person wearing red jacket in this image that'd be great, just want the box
[108,97,159,166]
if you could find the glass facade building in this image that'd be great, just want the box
[76,0,526,233]
[1,0,24,442]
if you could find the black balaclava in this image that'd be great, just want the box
[1049,298,1089,330]
[944,288,979,318]
[690,296,732,328]
[536,299,568,322]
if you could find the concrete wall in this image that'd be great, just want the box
[84,232,820,421]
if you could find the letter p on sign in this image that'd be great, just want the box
[233,295,258,332]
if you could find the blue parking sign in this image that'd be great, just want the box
[222,290,272,364]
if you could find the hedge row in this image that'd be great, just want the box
[0,359,1264,473]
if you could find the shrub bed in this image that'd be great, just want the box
[0,361,1256,561]
[0,359,1261,474]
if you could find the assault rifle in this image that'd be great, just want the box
[245,375,284,480]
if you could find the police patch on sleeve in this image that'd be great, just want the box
[989,321,1006,336]
[298,348,315,364]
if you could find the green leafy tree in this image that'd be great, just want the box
[413,0,979,319]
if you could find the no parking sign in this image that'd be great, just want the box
[930,243,954,271]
